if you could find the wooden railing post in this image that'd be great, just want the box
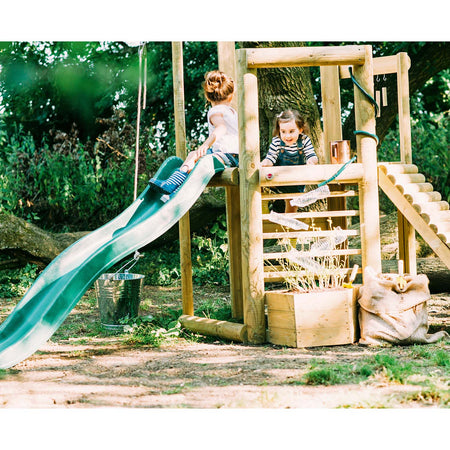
[218,42,243,320]
[237,49,266,343]
[172,42,194,315]
[353,45,382,276]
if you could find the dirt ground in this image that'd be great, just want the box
[0,284,448,410]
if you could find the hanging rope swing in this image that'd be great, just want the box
[134,42,147,201]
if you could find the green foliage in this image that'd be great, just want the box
[139,214,230,286]
[120,315,182,347]
[0,263,39,298]
[0,121,150,230]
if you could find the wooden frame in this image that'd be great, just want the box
[172,42,448,347]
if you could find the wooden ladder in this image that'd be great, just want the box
[378,163,450,269]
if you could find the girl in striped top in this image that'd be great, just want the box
[261,110,318,212]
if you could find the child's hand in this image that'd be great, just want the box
[306,156,319,165]
[195,144,209,160]
[261,159,274,167]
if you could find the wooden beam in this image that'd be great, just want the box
[207,168,239,186]
[353,45,382,276]
[172,41,193,315]
[179,315,247,342]
[260,163,364,186]
[246,45,366,68]
[320,65,343,163]
[218,41,243,320]
[237,49,266,343]
[340,54,410,79]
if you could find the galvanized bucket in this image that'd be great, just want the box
[95,252,145,330]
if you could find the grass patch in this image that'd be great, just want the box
[296,345,449,387]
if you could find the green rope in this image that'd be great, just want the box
[348,67,380,145]
[353,130,379,145]
[318,155,357,187]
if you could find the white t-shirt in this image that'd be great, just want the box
[207,104,239,154]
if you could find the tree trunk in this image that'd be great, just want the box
[0,213,88,268]
[239,42,324,161]
[0,189,226,268]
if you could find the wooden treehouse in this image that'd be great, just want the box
[171,43,450,346]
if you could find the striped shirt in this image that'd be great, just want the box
[264,135,316,165]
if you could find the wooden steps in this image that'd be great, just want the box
[378,163,450,269]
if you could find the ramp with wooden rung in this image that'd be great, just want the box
[378,163,450,269]
[261,186,360,284]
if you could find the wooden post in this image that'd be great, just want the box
[320,65,343,159]
[397,52,412,164]
[218,42,243,320]
[237,49,266,343]
[172,42,194,315]
[353,45,382,276]
[396,52,416,275]
[320,65,347,233]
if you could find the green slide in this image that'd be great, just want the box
[0,155,226,369]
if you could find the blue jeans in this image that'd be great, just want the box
[206,148,239,167]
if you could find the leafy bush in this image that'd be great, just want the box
[0,121,153,230]
[138,214,230,287]
[0,263,39,298]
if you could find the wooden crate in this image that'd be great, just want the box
[265,287,359,347]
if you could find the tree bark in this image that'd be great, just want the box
[0,189,226,268]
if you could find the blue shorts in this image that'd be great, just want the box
[206,148,239,168]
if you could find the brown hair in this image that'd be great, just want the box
[203,70,234,103]
[273,110,310,137]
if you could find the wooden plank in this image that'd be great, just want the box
[172,42,194,315]
[413,201,449,215]
[263,249,361,260]
[262,210,359,220]
[320,65,342,164]
[378,163,418,174]
[296,326,352,347]
[266,328,297,347]
[207,168,239,186]
[246,45,366,68]
[340,55,405,78]
[421,210,450,225]
[379,170,450,268]
[387,173,426,185]
[263,267,360,282]
[260,164,364,186]
[263,229,359,240]
[261,190,357,201]
[237,50,266,343]
[405,191,442,203]
[396,182,433,194]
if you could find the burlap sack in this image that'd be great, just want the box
[358,267,449,346]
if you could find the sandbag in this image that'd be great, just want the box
[358,267,449,346]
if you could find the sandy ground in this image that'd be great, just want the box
[0,288,448,409]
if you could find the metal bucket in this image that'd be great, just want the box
[95,272,145,330]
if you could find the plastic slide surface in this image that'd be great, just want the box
[0,155,225,369]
